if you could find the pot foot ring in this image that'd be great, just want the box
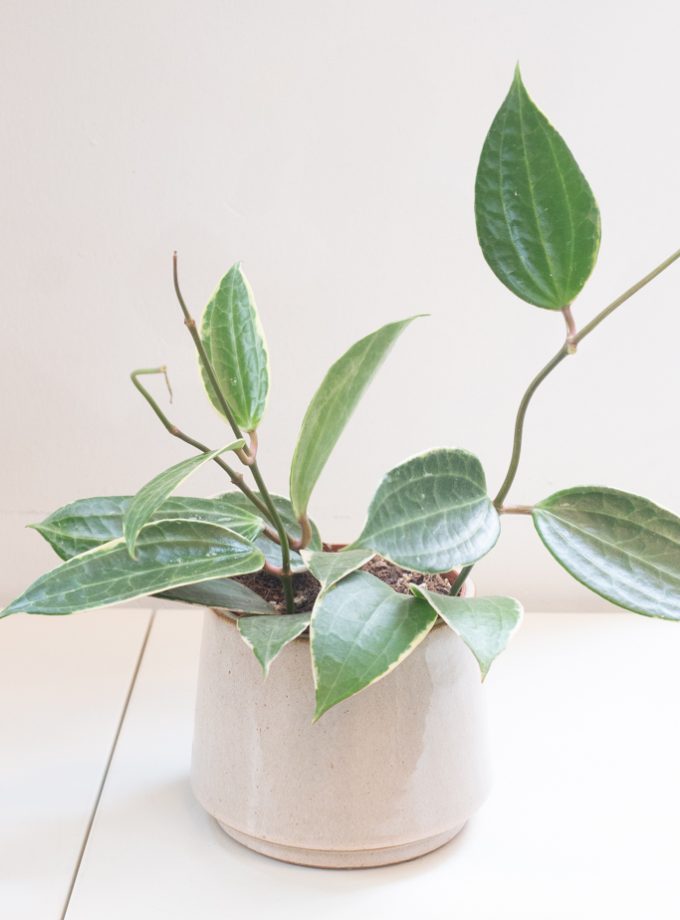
[217,820,466,869]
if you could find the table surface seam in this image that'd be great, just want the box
[60,610,156,920]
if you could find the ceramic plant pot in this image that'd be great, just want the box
[190,578,491,869]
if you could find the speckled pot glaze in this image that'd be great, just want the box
[191,579,491,869]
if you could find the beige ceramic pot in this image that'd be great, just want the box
[191,578,491,869]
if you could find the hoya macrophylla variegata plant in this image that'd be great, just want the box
[4,66,680,720]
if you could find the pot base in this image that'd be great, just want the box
[216,820,466,869]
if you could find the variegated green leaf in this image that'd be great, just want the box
[124,441,244,557]
[238,612,311,675]
[410,586,523,678]
[301,547,374,590]
[159,577,275,614]
[533,487,680,620]
[2,521,264,617]
[289,317,420,520]
[310,571,438,720]
[200,263,269,430]
[354,449,500,573]
[31,495,263,561]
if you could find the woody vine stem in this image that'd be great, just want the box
[132,256,299,614]
[449,246,680,596]
[172,254,297,615]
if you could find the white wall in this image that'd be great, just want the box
[2,0,679,610]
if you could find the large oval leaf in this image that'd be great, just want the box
[353,449,500,573]
[124,441,244,557]
[410,586,523,678]
[289,317,420,520]
[200,263,269,430]
[2,521,264,617]
[475,66,600,309]
[310,571,438,720]
[159,577,275,615]
[30,495,264,561]
[533,487,680,620]
[216,492,321,572]
[238,612,311,675]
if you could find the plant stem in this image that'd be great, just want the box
[562,304,577,353]
[497,244,680,507]
[573,246,680,344]
[296,514,313,551]
[449,245,680,596]
[248,461,296,614]
[171,254,297,614]
[492,345,569,509]
[448,565,473,596]
[130,368,273,520]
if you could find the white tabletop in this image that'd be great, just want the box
[2,607,679,919]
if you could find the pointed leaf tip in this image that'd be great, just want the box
[200,263,269,430]
[311,572,438,718]
[3,520,265,617]
[123,441,245,557]
[475,69,600,310]
[238,612,311,675]
[289,316,421,520]
[411,586,523,678]
[301,547,374,590]
[30,494,263,562]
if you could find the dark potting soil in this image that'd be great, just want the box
[234,555,453,615]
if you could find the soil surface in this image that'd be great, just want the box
[235,555,454,615]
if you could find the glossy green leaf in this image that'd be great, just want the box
[2,521,264,617]
[310,571,438,720]
[353,449,500,573]
[475,66,600,309]
[238,612,311,675]
[301,547,374,590]
[159,577,276,614]
[533,487,680,620]
[31,495,263,561]
[200,263,269,430]
[289,317,420,520]
[217,492,321,573]
[253,536,309,575]
[410,586,523,678]
[123,442,244,557]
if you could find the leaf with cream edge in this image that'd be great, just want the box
[310,571,438,720]
[410,586,523,678]
[160,578,276,615]
[30,495,263,561]
[200,263,269,430]
[238,613,311,675]
[475,66,600,309]
[1,521,264,617]
[217,492,321,573]
[353,448,500,573]
[533,487,680,620]
[289,317,422,520]
[301,548,375,590]
[123,441,245,557]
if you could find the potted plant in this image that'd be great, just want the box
[4,67,680,868]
